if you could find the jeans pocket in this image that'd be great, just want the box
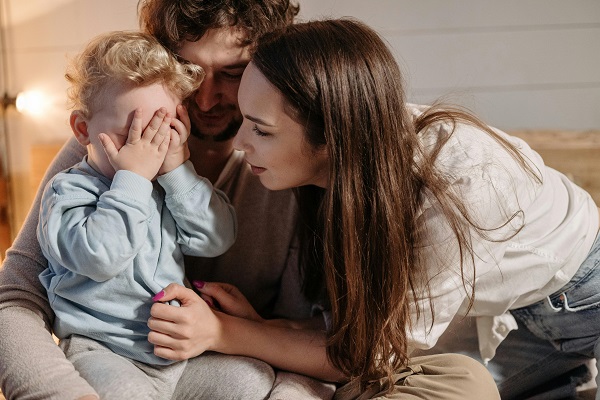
[548,256,600,312]
[512,265,600,355]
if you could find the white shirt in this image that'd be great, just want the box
[407,105,599,362]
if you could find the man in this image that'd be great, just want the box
[138,0,306,328]
[0,1,335,398]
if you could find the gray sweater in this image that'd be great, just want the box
[0,137,317,399]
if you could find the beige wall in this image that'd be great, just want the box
[0,0,599,234]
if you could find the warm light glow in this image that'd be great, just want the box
[15,90,47,116]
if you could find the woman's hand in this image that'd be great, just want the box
[149,284,344,382]
[147,281,264,361]
[148,283,220,361]
[192,280,264,322]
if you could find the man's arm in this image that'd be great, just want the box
[0,137,98,399]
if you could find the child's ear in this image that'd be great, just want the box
[70,110,90,146]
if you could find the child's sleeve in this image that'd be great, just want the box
[37,170,154,281]
[158,160,237,257]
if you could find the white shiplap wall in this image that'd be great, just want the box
[2,0,598,142]
[298,0,600,131]
[0,0,599,228]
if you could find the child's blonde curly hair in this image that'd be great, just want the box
[66,30,204,118]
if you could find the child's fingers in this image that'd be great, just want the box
[99,133,118,160]
[151,112,172,145]
[170,118,189,143]
[127,109,143,143]
[158,131,171,153]
[143,107,167,143]
[176,104,191,133]
[168,129,180,147]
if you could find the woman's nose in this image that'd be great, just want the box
[233,121,251,152]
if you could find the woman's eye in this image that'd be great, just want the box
[252,125,269,137]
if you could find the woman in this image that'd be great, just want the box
[147,18,538,399]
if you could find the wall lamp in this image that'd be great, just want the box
[1,91,45,115]
[1,92,16,110]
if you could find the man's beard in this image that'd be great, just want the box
[190,118,242,142]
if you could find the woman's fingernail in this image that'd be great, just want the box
[204,298,214,308]
[152,290,165,301]
[192,280,205,289]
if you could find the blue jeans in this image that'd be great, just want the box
[414,234,600,399]
[510,233,600,399]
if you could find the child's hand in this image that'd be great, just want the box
[99,108,171,180]
[159,104,191,175]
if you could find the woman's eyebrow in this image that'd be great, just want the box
[244,114,275,127]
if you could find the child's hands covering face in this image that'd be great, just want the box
[99,107,171,180]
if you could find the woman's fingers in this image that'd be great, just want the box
[192,281,263,322]
[148,328,192,361]
[149,283,216,360]
[152,282,197,306]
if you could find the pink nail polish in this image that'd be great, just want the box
[192,280,205,289]
[152,290,165,301]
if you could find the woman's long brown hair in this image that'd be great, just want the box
[252,18,539,389]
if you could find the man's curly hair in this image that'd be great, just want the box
[138,0,299,52]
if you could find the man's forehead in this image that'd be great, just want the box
[178,27,251,66]
[211,25,249,47]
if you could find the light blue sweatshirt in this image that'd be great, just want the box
[37,157,236,365]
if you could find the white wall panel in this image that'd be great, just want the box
[389,28,600,89]
[0,0,599,230]
[298,0,600,130]
[298,1,600,30]
[411,87,600,131]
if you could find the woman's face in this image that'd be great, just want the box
[234,62,329,190]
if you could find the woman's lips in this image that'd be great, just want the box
[248,162,266,175]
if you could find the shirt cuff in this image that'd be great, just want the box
[157,160,210,198]
[111,170,153,200]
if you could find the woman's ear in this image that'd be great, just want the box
[70,110,90,145]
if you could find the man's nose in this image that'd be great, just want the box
[194,76,221,111]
